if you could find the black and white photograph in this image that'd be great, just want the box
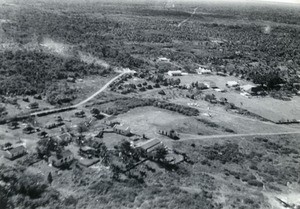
[0,0,300,208]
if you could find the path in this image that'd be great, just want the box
[179,131,300,141]
[73,72,126,107]
[178,7,198,27]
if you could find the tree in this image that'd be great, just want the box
[118,140,132,156]
[3,142,12,150]
[153,146,168,162]
[77,122,88,135]
[36,137,60,158]
[90,108,100,116]
[110,164,122,180]
[23,125,35,134]
[0,105,6,113]
[47,172,53,185]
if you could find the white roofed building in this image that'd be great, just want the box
[226,81,239,87]
[167,70,182,76]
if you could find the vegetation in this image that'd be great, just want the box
[0,50,109,97]
[0,165,61,209]
[101,97,199,116]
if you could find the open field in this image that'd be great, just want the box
[116,106,227,139]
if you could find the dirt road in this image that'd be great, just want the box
[73,72,126,107]
[180,131,300,141]
[178,7,198,27]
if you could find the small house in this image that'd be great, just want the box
[203,81,217,89]
[67,77,76,83]
[240,84,257,93]
[157,57,170,62]
[209,82,218,89]
[38,131,48,138]
[104,116,118,126]
[113,124,131,136]
[49,150,74,167]
[28,102,39,109]
[165,153,184,165]
[226,81,239,87]
[197,83,209,90]
[75,110,85,118]
[33,94,42,100]
[4,146,27,160]
[167,70,182,77]
[159,129,179,140]
[216,72,227,77]
[136,138,162,153]
[56,132,72,143]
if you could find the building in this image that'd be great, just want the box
[28,102,39,109]
[240,84,257,93]
[197,67,212,74]
[4,146,27,160]
[67,77,76,83]
[56,132,72,143]
[113,124,131,136]
[158,129,179,140]
[203,81,217,89]
[226,81,239,87]
[44,122,64,129]
[49,150,74,167]
[136,138,162,153]
[165,153,184,165]
[197,83,209,90]
[216,72,227,77]
[38,131,48,138]
[167,70,182,76]
[157,57,170,62]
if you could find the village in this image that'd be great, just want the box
[1,55,300,168]
[0,53,300,208]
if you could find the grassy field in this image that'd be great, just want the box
[116,106,233,149]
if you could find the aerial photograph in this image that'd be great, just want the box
[0,0,300,208]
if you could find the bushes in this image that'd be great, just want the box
[0,165,62,209]
[46,82,78,105]
[102,98,199,116]
[204,143,244,164]
[247,180,263,187]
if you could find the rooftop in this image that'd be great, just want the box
[168,70,182,74]
[6,146,26,155]
[114,124,130,131]
[52,150,73,159]
[137,138,162,151]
